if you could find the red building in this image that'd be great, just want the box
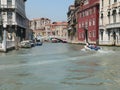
[77,0,99,44]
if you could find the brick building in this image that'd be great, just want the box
[77,0,99,44]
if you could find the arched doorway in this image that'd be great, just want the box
[113,31,116,46]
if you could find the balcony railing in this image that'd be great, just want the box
[112,3,118,8]
[106,22,120,29]
[0,5,15,9]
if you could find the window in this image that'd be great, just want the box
[89,19,91,26]
[108,30,111,40]
[7,0,12,7]
[79,23,81,28]
[109,0,110,4]
[93,7,96,13]
[100,31,103,40]
[82,33,84,38]
[89,9,92,15]
[7,12,12,19]
[84,0,89,5]
[93,31,96,37]
[79,33,81,38]
[82,22,84,27]
[114,0,117,3]
[108,11,110,24]
[101,13,103,18]
[112,10,117,23]
[85,10,89,16]
[7,12,12,24]
[102,0,104,7]
[85,21,88,28]
[93,18,95,25]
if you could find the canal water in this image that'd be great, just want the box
[0,43,120,90]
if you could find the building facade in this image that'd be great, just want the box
[77,0,99,44]
[99,0,120,46]
[0,0,28,42]
[51,22,68,39]
[30,18,51,39]
[67,5,76,42]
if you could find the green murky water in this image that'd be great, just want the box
[0,43,120,90]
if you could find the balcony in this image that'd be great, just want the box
[99,25,105,30]
[0,5,15,11]
[112,3,118,8]
[106,23,120,29]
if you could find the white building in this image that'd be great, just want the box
[99,0,120,46]
[0,0,28,51]
[0,0,28,41]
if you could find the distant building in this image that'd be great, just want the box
[26,18,33,40]
[77,0,99,44]
[45,24,52,38]
[0,0,28,41]
[30,18,51,38]
[67,5,76,42]
[51,22,68,39]
[99,0,120,46]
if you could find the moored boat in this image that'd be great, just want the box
[20,40,32,48]
[35,39,43,46]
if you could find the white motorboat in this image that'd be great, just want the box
[84,45,101,51]
[20,40,32,48]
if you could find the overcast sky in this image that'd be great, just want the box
[25,0,74,22]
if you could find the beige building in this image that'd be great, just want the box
[51,22,68,39]
[30,18,51,38]
[99,0,120,46]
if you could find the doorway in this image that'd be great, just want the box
[113,31,116,46]
[84,28,88,43]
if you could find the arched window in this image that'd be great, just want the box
[112,10,117,23]
[114,0,117,3]
[102,0,104,7]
